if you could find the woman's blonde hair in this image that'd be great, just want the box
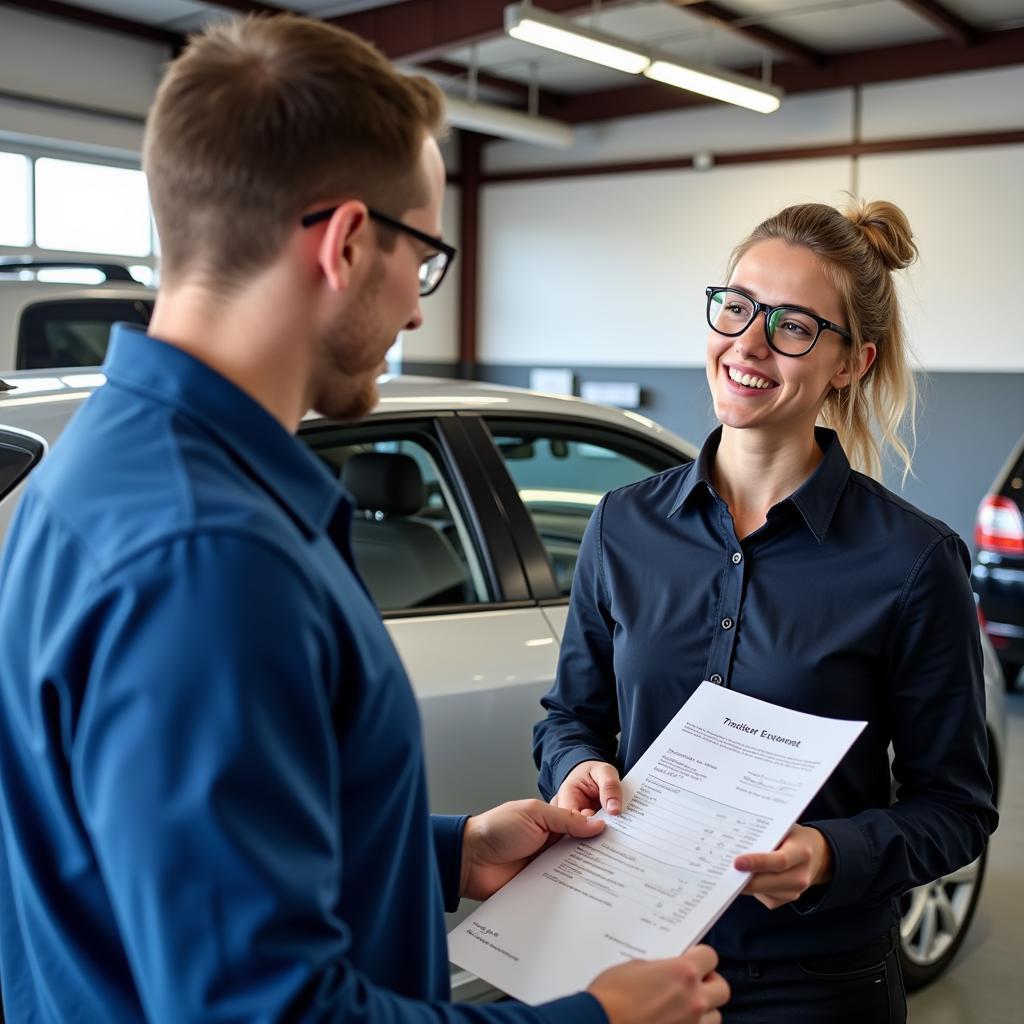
[728,199,918,481]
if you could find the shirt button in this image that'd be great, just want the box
[721,617,733,630]
[732,552,743,564]
[710,673,724,685]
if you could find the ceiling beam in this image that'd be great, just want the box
[325,0,636,63]
[0,0,181,47]
[199,0,290,13]
[896,0,978,46]
[419,59,559,104]
[671,1,828,67]
[545,24,1024,123]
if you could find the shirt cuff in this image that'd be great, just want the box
[794,818,875,914]
[532,992,609,1024]
[431,814,469,913]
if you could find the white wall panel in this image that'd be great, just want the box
[861,66,1024,142]
[858,144,1024,371]
[0,97,144,158]
[0,7,166,119]
[480,158,850,367]
[485,90,854,174]
[401,184,461,364]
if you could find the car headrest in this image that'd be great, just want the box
[341,452,425,517]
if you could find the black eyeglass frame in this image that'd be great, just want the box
[301,205,457,297]
[705,285,852,357]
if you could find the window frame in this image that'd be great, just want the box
[16,296,154,370]
[298,413,533,617]
[0,426,46,501]
[0,142,158,279]
[468,412,693,603]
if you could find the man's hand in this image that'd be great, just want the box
[459,799,604,901]
[552,760,623,816]
[734,824,832,909]
[588,944,729,1024]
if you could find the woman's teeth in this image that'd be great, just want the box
[728,367,773,390]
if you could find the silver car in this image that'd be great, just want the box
[0,369,1006,997]
[0,259,154,371]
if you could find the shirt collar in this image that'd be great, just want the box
[787,427,851,543]
[102,323,343,537]
[668,426,722,517]
[668,425,851,543]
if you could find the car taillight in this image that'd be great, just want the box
[975,494,1024,555]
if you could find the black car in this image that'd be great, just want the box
[973,433,1024,688]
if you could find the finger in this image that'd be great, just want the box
[702,971,730,1009]
[742,865,809,893]
[556,789,598,813]
[681,943,719,978]
[755,893,790,910]
[591,763,623,814]
[734,850,793,873]
[532,802,606,839]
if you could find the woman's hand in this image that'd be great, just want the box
[734,824,832,909]
[553,759,623,816]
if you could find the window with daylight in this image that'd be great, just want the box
[34,157,152,257]
[0,152,32,247]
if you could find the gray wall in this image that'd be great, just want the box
[407,360,1023,549]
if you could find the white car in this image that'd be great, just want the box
[0,259,154,371]
[0,369,1006,998]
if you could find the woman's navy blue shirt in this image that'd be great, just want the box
[534,426,998,960]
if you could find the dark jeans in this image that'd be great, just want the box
[717,928,907,1024]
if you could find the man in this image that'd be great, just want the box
[0,15,728,1023]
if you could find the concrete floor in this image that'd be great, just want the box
[907,688,1024,1023]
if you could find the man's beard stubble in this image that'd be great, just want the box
[312,259,393,422]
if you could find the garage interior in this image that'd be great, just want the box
[1,0,1022,1021]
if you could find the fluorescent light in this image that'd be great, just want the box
[645,59,782,114]
[444,95,575,149]
[505,3,649,75]
[503,3,784,115]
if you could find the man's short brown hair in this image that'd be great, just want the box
[143,15,444,289]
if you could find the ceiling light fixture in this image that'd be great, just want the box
[504,2,649,75]
[443,95,576,149]
[644,59,782,114]
[503,2,783,115]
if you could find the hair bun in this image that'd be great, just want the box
[845,200,917,271]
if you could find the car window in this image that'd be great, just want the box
[0,430,45,500]
[304,427,490,611]
[17,298,152,369]
[486,421,685,595]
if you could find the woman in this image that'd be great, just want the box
[533,200,997,1023]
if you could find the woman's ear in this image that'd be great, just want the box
[832,342,877,389]
[317,201,369,293]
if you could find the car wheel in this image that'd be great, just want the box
[999,657,1021,691]
[899,847,987,991]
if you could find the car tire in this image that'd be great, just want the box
[899,846,987,991]
[999,657,1021,691]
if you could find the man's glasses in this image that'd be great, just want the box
[706,285,852,358]
[301,205,457,297]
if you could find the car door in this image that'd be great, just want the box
[298,414,564,821]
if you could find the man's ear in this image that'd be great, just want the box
[831,342,877,389]
[317,201,370,293]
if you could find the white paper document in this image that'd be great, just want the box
[448,681,866,1004]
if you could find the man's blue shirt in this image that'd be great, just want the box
[0,325,602,1024]
[535,426,998,960]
